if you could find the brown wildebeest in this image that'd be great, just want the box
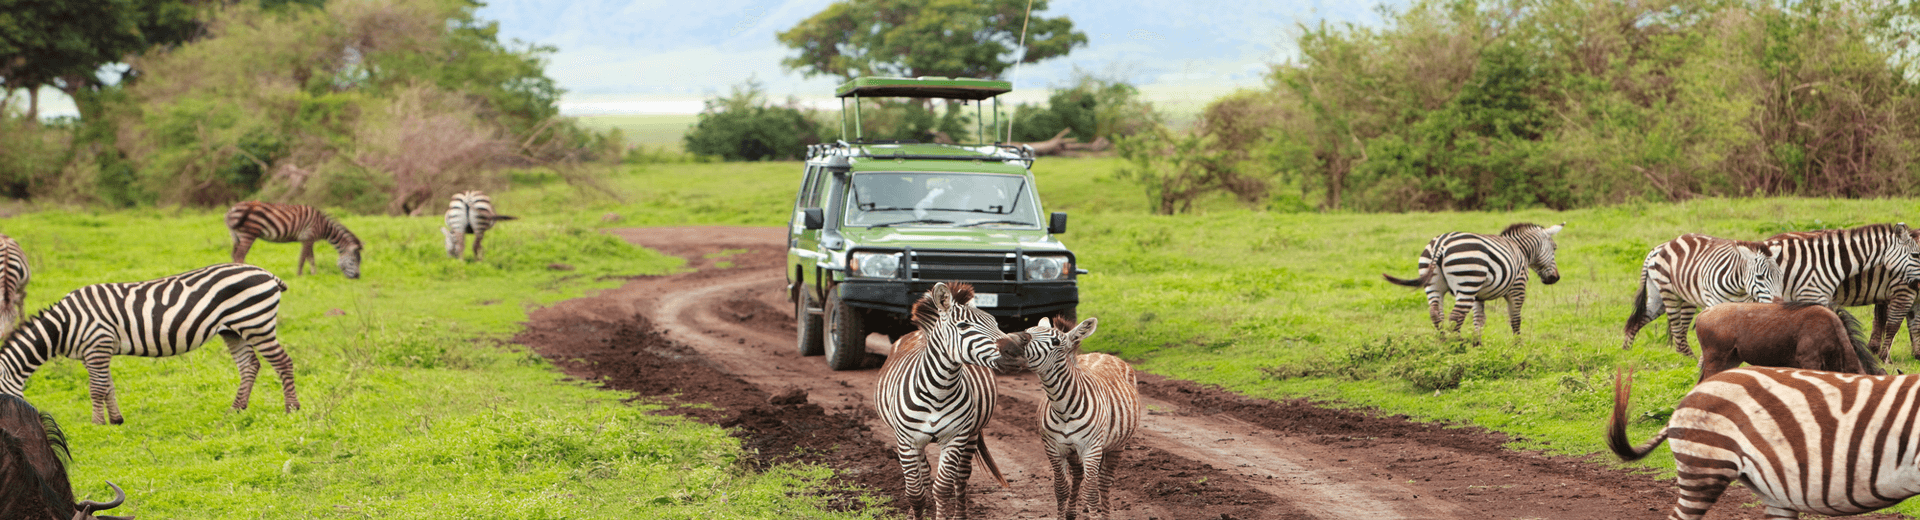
[0,394,129,519]
[1693,301,1883,383]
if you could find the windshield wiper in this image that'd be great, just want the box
[959,220,1034,227]
[869,219,955,228]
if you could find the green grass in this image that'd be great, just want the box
[572,114,699,152]
[539,157,1920,516]
[2,204,881,518]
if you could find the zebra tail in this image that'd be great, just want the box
[1622,269,1661,342]
[1382,271,1431,288]
[1836,308,1883,375]
[1607,369,1669,462]
[974,436,1010,489]
[490,214,518,222]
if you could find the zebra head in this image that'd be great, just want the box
[1882,223,1920,284]
[1004,316,1097,373]
[911,283,1015,371]
[337,246,361,279]
[1737,244,1784,303]
[1504,222,1563,285]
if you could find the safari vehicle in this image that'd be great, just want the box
[788,76,1082,370]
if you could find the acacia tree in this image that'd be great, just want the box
[776,0,1087,80]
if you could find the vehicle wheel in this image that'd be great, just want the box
[824,289,867,371]
[795,289,824,357]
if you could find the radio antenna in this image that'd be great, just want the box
[1005,0,1034,143]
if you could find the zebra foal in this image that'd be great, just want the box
[1622,234,1782,356]
[1612,367,1920,519]
[1383,222,1563,343]
[0,233,28,334]
[0,264,298,424]
[443,190,516,261]
[1002,316,1139,520]
[226,201,362,279]
[876,282,1020,520]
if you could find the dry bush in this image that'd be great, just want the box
[348,85,511,215]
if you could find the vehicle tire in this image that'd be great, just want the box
[795,289,824,357]
[824,289,867,371]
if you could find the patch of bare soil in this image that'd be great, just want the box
[507,226,1901,520]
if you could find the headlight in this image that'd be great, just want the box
[1023,255,1070,280]
[850,252,901,278]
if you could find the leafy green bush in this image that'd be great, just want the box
[1008,73,1159,144]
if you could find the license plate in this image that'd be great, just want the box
[973,293,999,308]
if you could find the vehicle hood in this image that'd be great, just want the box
[837,226,1071,253]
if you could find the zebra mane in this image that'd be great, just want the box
[1500,222,1542,236]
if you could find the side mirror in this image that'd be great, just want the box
[1048,212,1068,234]
[803,208,824,230]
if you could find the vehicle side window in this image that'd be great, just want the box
[798,166,820,208]
[804,166,829,208]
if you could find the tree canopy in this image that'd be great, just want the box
[776,0,1087,81]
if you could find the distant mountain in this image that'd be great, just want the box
[474,0,1386,112]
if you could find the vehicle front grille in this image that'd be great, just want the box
[908,250,1016,282]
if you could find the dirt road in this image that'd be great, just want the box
[512,226,1894,520]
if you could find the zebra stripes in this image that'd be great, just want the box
[876,282,1017,520]
[1622,234,1782,355]
[1611,367,1920,519]
[1762,223,1920,308]
[0,264,298,425]
[1383,222,1564,342]
[1767,228,1920,361]
[0,234,28,335]
[225,201,362,279]
[1004,316,1139,520]
[443,190,516,261]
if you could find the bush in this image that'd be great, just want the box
[1007,73,1160,144]
[683,79,823,160]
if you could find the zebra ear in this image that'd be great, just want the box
[1543,223,1563,236]
[928,283,956,313]
[1063,317,1098,347]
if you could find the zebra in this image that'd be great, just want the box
[0,234,28,335]
[1622,234,1782,356]
[1610,367,1920,519]
[225,201,362,279]
[442,190,516,261]
[876,282,1020,520]
[1768,228,1920,362]
[0,264,299,425]
[1382,222,1564,343]
[1001,316,1139,520]
[1762,223,1920,308]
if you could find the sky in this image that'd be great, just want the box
[30,0,1387,118]
[472,0,1388,115]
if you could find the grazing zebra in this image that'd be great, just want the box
[1622,234,1782,355]
[876,282,1020,520]
[1610,367,1920,519]
[1002,316,1139,520]
[225,201,362,279]
[442,190,516,261]
[0,264,299,425]
[0,234,28,335]
[1382,222,1564,343]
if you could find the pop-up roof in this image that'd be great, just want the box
[834,77,1012,100]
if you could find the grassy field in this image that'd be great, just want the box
[5,204,880,518]
[571,114,699,153]
[523,157,1920,516]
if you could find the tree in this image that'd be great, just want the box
[0,0,142,120]
[776,0,1086,81]
[684,79,822,161]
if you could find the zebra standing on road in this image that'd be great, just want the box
[225,201,362,279]
[443,190,516,261]
[1610,367,1920,519]
[0,264,299,425]
[1622,234,1782,356]
[876,282,1019,520]
[1383,222,1564,343]
[1002,316,1139,520]
[0,234,28,335]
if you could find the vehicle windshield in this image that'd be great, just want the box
[844,172,1039,228]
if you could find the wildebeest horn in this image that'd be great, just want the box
[75,480,126,515]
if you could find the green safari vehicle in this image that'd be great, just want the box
[787,76,1082,370]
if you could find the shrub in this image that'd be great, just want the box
[1007,73,1160,144]
[683,79,823,160]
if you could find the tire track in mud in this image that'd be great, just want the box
[510,226,1898,520]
